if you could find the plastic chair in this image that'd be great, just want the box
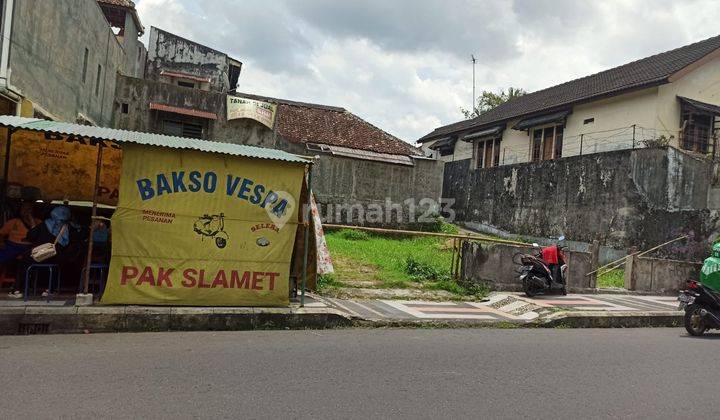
[24,264,60,303]
[79,263,109,295]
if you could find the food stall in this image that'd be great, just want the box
[0,115,315,306]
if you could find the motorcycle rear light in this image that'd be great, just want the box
[688,280,699,289]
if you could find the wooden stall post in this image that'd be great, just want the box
[81,142,104,296]
[301,163,313,307]
[1,128,15,219]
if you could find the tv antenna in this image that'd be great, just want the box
[471,54,477,114]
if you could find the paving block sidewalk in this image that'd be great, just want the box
[316,292,684,327]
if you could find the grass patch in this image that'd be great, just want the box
[316,274,343,293]
[325,228,487,298]
[597,268,625,288]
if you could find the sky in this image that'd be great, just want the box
[135,0,720,143]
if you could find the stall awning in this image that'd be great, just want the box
[461,125,504,142]
[678,96,720,115]
[512,110,571,131]
[149,102,217,120]
[0,115,309,164]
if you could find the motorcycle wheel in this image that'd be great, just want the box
[524,285,537,298]
[215,237,227,249]
[684,304,707,336]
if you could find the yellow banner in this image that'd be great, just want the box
[101,144,305,306]
[0,127,122,205]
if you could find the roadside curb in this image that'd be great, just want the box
[0,306,354,335]
[0,306,684,335]
[349,310,685,329]
[539,310,684,328]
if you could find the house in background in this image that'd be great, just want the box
[419,35,720,168]
[422,35,720,259]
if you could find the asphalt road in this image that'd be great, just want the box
[1,328,718,419]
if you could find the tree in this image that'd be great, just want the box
[461,87,526,119]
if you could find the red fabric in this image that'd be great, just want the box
[541,245,559,265]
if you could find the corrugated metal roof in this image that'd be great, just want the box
[0,115,310,164]
[307,143,414,166]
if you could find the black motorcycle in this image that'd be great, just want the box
[514,237,568,297]
[678,280,720,336]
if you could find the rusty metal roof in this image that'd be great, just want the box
[0,115,310,164]
[149,102,217,120]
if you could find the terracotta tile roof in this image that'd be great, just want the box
[233,92,422,156]
[419,34,720,142]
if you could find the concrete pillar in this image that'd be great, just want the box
[75,293,94,306]
[624,247,638,290]
[589,240,600,289]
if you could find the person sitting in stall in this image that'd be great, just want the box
[0,201,41,264]
[0,202,40,263]
[91,219,110,263]
[7,206,78,298]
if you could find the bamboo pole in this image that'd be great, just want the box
[322,223,532,247]
[586,235,689,277]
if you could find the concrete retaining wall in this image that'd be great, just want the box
[460,240,701,295]
[625,256,702,294]
[460,241,595,292]
[444,147,719,260]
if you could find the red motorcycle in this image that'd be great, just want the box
[514,236,568,297]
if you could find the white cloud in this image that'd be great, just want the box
[135,0,720,142]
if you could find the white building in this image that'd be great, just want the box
[418,35,720,169]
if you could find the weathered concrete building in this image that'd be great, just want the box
[113,27,443,225]
[145,27,242,94]
[0,0,145,124]
[421,36,720,257]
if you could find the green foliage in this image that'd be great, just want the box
[405,257,451,282]
[326,231,452,286]
[460,281,490,297]
[418,214,459,234]
[325,230,489,298]
[337,228,370,241]
[461,87,527,119]
[597,269,625,288]
[641,134,674,148]
[317,274,342,292]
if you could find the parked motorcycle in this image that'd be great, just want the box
[514,236,568,297]
[678,243,720,336]
[678,281,720,336]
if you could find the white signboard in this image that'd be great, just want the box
[227,96,277,129]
